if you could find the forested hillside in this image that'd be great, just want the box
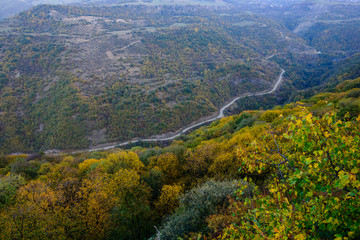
[2,1,360,153]
[1,0,360,239]
[1,75,359,239]
[0,3,321,153]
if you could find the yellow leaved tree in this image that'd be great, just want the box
[222,109,360,239]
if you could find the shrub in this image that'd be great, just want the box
[157,180,252,240]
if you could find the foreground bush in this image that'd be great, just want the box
[221,110,360,239]
[156,180,253,240]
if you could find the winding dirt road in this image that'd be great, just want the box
[86,68,285,152]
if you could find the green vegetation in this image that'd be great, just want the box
[0,5,286,153]
[1,2,360,237]
[302,20,360,52]
[1,3,359,153]
[1,75,359,239]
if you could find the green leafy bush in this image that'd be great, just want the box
[157,180,252,240]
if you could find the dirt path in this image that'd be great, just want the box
[118,40,141,51]
[84,68,286,152]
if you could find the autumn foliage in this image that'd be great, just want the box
[220,111,360,240]
[1,78,360,239]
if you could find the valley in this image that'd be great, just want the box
[85,68,285,152]
[0,1,360,239]
[0,1,359,155]
[0,4,294,153]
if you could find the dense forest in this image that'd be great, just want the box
[1,75,359,239]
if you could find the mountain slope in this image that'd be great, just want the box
[0,4,315,153]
